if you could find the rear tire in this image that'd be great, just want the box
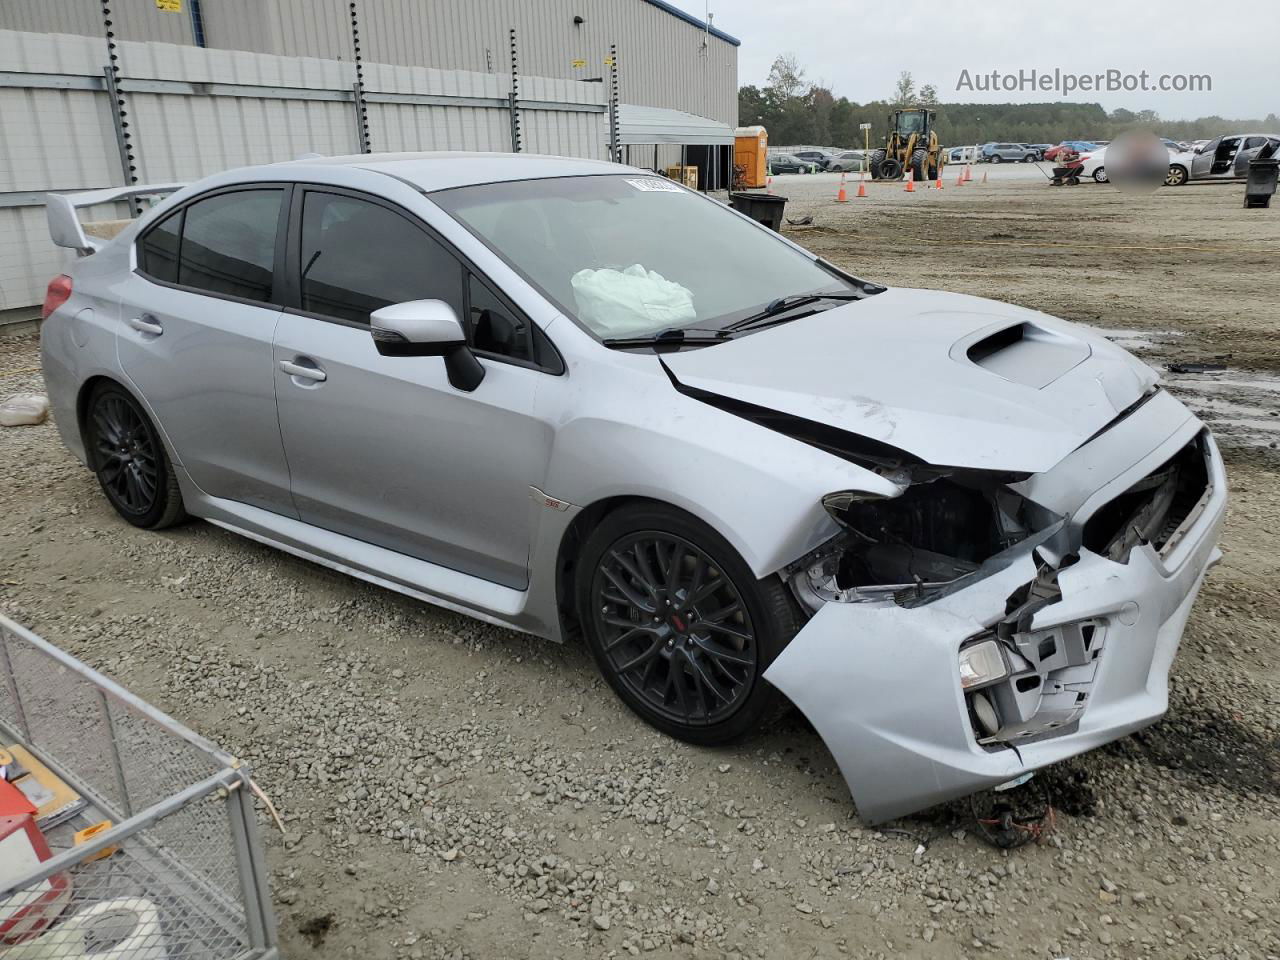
[1093,167,1109,183]
[575,504,800,746]
[85,382,186,530]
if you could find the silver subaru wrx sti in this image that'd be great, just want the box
[41,152,1225,822]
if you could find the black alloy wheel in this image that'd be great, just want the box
[87,383,186,529]
[577,505,800,745]
[592,532,756,727]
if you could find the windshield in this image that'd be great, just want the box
[431,175,853,340]
[896,112,925,135]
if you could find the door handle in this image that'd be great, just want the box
[279,358,327,382]
[127,315,164,336]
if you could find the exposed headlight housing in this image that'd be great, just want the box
[958,638,1009,690]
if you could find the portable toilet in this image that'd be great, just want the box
[734,126,768,189]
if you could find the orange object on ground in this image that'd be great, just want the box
[904,172,915,192]
[733,125,769,188]
[835,173,848,202]
[74,820,120,864]
[856,180,867,198]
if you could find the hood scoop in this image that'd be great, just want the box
[953,321,1091,390]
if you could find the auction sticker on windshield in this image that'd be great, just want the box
[625,178,682,192]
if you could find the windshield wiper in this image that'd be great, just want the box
[602,327,729,349]
[723,292,862,334]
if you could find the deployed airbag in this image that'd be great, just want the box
[571,264,695,335]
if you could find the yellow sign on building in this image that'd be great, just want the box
[155,0,182,12]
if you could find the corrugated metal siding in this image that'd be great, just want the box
[270,0,738,126]
[0,27,606,311]
[0,0,738,124]
[0,0,194,45]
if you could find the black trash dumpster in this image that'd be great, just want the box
[729,192,788,232]
[1244,158,1278,209]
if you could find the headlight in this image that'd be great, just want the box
[958,638,1008,689]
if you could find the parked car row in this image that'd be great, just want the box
[767,153,819,174]
[767,149,867,174]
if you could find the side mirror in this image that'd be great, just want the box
[1193,145,1204,154]
[370,299,485,391]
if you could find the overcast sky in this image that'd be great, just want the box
[687,0,1275,120]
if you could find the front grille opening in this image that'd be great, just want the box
[1082,434,1209,562]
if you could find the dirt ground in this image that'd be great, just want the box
[2,176,1279,960]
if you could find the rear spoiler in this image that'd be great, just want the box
[46,183,186,257]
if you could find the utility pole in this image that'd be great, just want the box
[607,44,620,162]
[99,0,140,215]
[349,0,371,153]
[509,29,522,153]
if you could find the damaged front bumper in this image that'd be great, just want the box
[764,403,1227,824]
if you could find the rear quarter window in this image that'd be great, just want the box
[138,209,181,284]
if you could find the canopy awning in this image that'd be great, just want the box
[616,105,735,146]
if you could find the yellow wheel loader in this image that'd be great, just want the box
[869,108,946,182]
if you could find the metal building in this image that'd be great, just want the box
[0,1,740,321]
[0,0,739,126]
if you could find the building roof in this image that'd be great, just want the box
[642,0,740,46]
[618,105,735,146]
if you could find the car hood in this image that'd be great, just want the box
[662,288,1158,474]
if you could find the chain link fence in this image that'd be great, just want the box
[0,613,276,958]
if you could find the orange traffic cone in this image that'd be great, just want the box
[981,169,988,184]
[955,170,964,186]
[766,176,773,195]
[856,180,867,198]
[835,173,848,203]
[904,171,915,193]
[934,173,944,189]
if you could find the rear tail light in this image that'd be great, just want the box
[42,275,73,319]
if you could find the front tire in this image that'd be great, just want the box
[1166,164,1188,186]
[86,382,186,529]
[576,505,799,745]
[869,148,888,180]
[991,154,1004,163]
[909,148,928,183]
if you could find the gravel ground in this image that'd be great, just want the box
[2,178,1279,960]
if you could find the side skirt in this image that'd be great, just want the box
[188,491,539,637]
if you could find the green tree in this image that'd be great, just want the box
[891,71,915,106]
[766,53,809,100]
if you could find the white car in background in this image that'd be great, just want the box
[1079,148,1109,183]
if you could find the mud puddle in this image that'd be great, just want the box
[1093,326,1280,451]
